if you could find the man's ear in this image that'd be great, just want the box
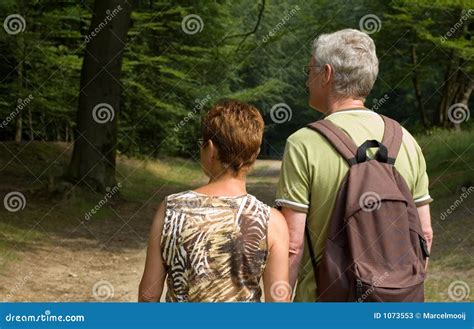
[323,63,332,85]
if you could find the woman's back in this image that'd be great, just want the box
[161,190,270,302]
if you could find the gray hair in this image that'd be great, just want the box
[312,29,379,99]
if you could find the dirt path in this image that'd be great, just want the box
[0,160,282,302]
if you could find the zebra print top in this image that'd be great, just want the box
[161,190,271,302]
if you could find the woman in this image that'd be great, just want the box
[138,100,290,302]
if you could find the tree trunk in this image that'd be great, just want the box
[410,46,428,128]
[70,125,74,143]
[15,114,22,142]
[437,53,458,126]
[437,56,472,130]
[452,77,473,131]
[67,0,132,192]
[15,33,27,143]
[28,107,34,141]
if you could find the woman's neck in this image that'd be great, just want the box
[198,171,248,197]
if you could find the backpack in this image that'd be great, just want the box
[305,115,430,302]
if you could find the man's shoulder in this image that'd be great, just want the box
[400,125,417,142]
[287,124,326,146]
[285,118,423,156]
[398,125,422,152]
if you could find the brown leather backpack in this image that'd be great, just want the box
[305,115,430,302]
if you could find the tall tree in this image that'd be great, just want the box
[387,0,473,128]
[67,0,132,191]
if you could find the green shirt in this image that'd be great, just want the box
[275,109,432,302]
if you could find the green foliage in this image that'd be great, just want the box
[0,0,472,156]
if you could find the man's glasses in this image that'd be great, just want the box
[303,65,322,75]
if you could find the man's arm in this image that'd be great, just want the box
[280,207,307,289]
[417,204,433,270]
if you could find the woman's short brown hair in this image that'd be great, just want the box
[202,100,264,173]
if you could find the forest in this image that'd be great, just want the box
[1,0,472,191]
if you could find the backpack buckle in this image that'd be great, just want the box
[356,140,389,164]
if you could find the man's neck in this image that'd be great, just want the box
[324,98,366,116]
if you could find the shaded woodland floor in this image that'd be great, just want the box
[0,142,280,301]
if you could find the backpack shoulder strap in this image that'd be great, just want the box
[306,120,358,166]
[380,115,403,165]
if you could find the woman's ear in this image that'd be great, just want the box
[207,139,218,160]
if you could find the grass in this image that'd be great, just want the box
[416,127,473,301]
[418,128,473,196]
[117,156,204,202]
[0,222,43,266]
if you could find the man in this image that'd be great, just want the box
[275,29,433,302]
